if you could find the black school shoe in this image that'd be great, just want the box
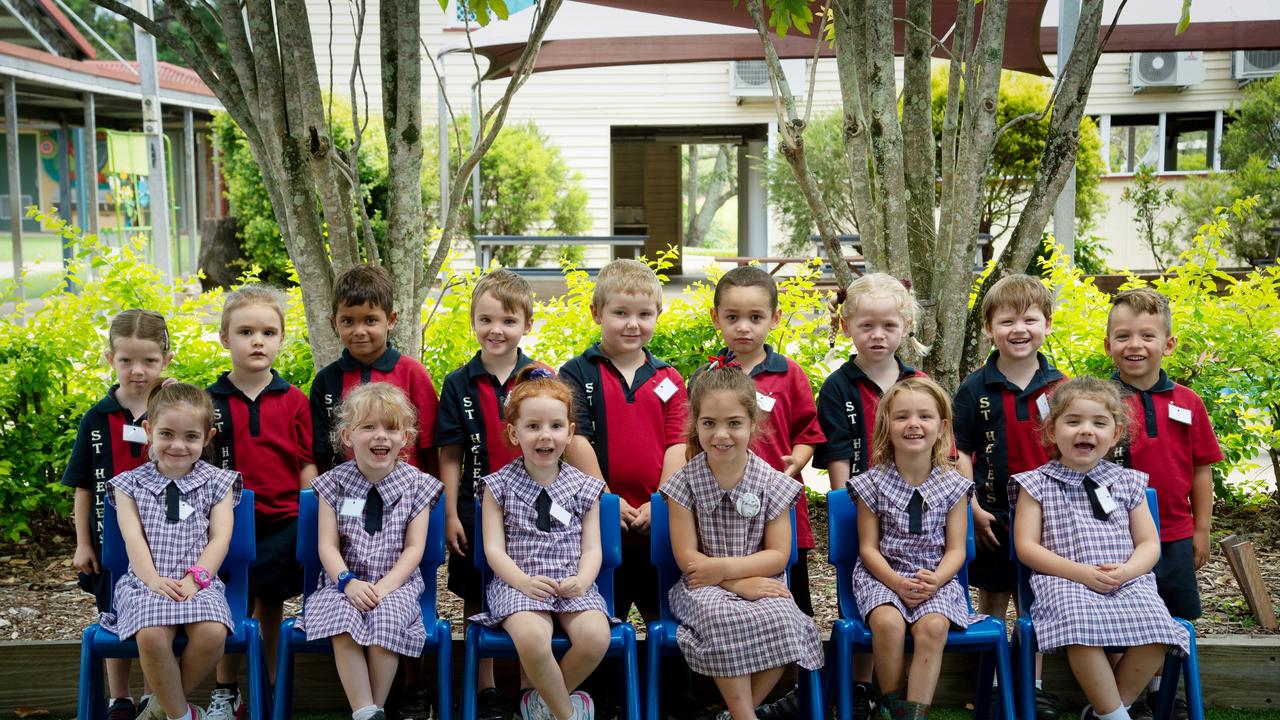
[477,688,509,720]
[756,688,799,719]
[853,683,876,720]
[1145,691,1192,720]
[107,698,135,720]
[1128,696,1154,720]
[1035,688,1063,720]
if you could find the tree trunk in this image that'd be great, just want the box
[686,145,736,248]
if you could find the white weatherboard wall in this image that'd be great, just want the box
[305,4,1261,273]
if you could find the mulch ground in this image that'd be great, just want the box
[2,498,1277,641]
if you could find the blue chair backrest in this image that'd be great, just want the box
[102,488,257,623]
[470,492,622,617]
[826,488,976,621]
[650,492,799,622]
[1013,487,1158,615]
[296,487,448,622]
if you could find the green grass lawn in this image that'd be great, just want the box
[0,232,65,263]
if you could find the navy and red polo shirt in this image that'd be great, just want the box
[309,346,439,472]
[436,350,539,527]
[815,356,926,474]
[953,352,1065,514]
[560,343,689,512]
[61,386,150,549]
[207,370,314,525]
[700,345,825,549]
[1110,370,1222,542]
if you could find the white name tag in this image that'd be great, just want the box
[1036,394,1050,419]
[654,377,678,402]
[1169,403,1192,425]
[756,392,777,413]
[122,424,148,444]
[178,500,196,521]
[340,498,366,517]
[549,501,572,526]
[1094,485,1118,515]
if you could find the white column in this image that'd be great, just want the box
[1052,0,1080,261]
[134,0,172,283]
[183,108,197,275]
[6,76,24,317]
[737,140,768,258]
[83,92,98,237]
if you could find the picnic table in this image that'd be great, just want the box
[474,235,648,270]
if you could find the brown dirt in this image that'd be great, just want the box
[2,501,1276,641]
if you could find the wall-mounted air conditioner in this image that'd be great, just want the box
[729,59,807,98]
[1233,50,1280,81]
[1131,52,1205,91]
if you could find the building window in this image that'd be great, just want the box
[1164,112,1216,172]
[1108,114,1160,173]
[1100,111,1223,175]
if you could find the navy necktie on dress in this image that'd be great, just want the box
[365,487,384,534]
[536,489,552,532]
[1083,477,1110,521]
[165,481,181,523]
[907,489,925,535]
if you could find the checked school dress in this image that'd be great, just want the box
[1009,460,1189,655]
[302,461,443,656]
[470,459,614,626]
[849,464,982,628]
[99,461,241,640]
[660,453,824,677]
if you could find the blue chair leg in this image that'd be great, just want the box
[1178,621,1204,720]
[643,633,661,720]
[243,618,266,720]
[994,633,1016,720]
[799,668,823,720]
[273,621,297,720]
[78,626,101,720]
[621,624,641,720]
[1154,652,1180,720]
[461,625,481,720]
[832,624,853,720]
[974,648,995,720]
[1015,622,1037,720]
[435,621,453,720]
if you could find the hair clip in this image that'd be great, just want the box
[900,278,913,291]
[706,351,740,370]
[528,367,554,380]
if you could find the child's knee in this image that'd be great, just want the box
[188,621,226,645]
[910,615,950,645]
[135,627,171,653]
[868,607,906,638]
[570,620,611,657]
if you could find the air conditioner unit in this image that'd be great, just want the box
[1130,52,1205,91]
[1233,50,1280,80]
[730,59,807,98]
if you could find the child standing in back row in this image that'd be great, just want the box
[205,285,317,719]
[815,273,930,716]
[438,269,547,720]
[63,309,173,720]
[1105,289,1221,719]
[1012,377,1190,720]
[953,274,1065,719]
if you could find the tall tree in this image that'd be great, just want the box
[684,145,738,248]
[749,0,1127,389]
[88,0,563,365]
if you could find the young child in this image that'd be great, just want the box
[952,274,1065,718]
[661,360,823,720]
[849,377,977,719]
[561,258,688,623]
[707,266,824,619]
[815,272,929,714]
[1105,288,1221,717]
[438,269,544,720]
[99,383,241,720]
[206,285,317,719]
[302,383,443,720]
[63,309,173,720]
[1011,377,1190,720]
[310,263,438,474]
[470,367,613,720]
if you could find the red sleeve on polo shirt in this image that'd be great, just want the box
[661,368,689,449]
[293,389,315,468]
[1126,385,1222,541]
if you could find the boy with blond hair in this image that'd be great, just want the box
[1106,287,1221,719]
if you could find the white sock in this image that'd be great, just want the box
[1148,676,1161,692]
[1035,679,1043,690]
[167,705,193,720]
[1097,707,1130,720]
[352,704,379,720]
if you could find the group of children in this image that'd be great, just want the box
[64,255,1219,720]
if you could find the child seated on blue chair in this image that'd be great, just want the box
[660,358,823,720]
[849,377,980,719]
[1011,378,1190,720]
[301,383,444,720]
[99,384,241,720]
[470,367,614,720]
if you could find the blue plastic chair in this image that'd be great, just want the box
[647,493,824,720]
[460,492,640,720]
[77,489,267,720]
[1012,487,1204,720]
[826,488,1015,720]
[273,489,452,720]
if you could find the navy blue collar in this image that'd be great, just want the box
[713,344,788,377]
[839,356,917,384]
[338,345,401,373]
[582,342,669,370]
[1111,369,1175,395]
[208,369,290,397]
[979,351,1064,395]
[464,349,533,382]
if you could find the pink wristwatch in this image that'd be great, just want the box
[188,565,212,589]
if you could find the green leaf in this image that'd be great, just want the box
[490,0,509,20]
[1176,0,1192,34]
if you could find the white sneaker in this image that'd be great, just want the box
[205,689,243,720]
[135,696,167,720]
[714,712,732,720]
[569,691,594,720]
[520,690,554,720]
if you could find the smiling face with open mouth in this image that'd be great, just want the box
[1105,305,1176,390]
[886,389,944,461]
[1050,396,1122,473]
[472,290,532,364]
[145,405,215,479]
[984,305,1050,363]
[507,395,573,476]
[344,416,410,482]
